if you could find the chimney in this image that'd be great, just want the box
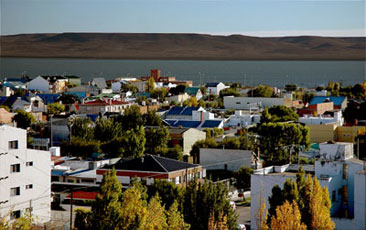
[200,111,203,122]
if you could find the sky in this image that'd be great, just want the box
[1,0,365,37]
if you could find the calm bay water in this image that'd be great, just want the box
[0,57,365,88]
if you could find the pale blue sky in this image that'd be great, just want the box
[1,0,365,36]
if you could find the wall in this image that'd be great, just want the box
[0,126,51,223]
[27,76,50,92]
[182,128,206,154]
[224,96,285,110]
[200,148,252,171]
[336,126,366,143]
[307,123,337,143]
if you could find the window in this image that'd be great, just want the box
[236,102,241,105]
[10,187,20,196]
[10,210,21,220]
[10,164,20,173]
[9,140,18,150]
[33,100,39,108]
[26,184,33,190]
[26,161,33,167]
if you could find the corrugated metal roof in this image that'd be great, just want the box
[173,120,201,128]
[309,96,346,106]
[201,120,223,128]
[167,107,185,115]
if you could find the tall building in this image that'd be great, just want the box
[0,126,51,223]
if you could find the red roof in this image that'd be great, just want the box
[83,100,129,106]
[66,191,99,200]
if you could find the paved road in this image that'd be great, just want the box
[236,204,251,228]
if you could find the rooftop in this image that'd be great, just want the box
[309,96,346,106]
[103,155,200,173]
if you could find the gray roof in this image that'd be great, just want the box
[92,78,107,89]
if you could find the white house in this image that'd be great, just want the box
[224,96,288,110]
[199,148,253,171]
[11,97,31,112]
[0,126,51,224]
[27,76,50,92]
[299,110,344,126]
[250,142,366,230]
[206,82,227,95]
[226,110,261,128]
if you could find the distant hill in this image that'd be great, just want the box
[1,33,365,60]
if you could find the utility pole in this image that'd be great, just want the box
[50,114,54,147]
[70,188,73,229]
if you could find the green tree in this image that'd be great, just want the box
[91,169,123,229]
[94,117,122,142]
[164,145,184,161]
[62,137,101,158]
[221,137,241,149]
[57,93,79,104]
[74,208,91,230]
[145,126,170,154]
[147,180,185,212]
[183,97,198,107]
[151,88,169,102]
[47,102,65,115]
[71,117,95,140]
[219,88,241,98]
[14,110,35,129]
[248,85,274,98]
[146,77,155,93]
[257,122,310,165]
[285,84,297,92]
[116,105,143,130]
[234,166,253,191]
[166,201,190,230]
[183,179,237,230]
[143,110,163,126]
[260,105,299,123]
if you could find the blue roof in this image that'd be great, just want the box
[37,94,60,105]
[137,92,151,98]
[165,119,178,126]
[309,96,346,106]
[184,87,200,95]
[65,92,86,99]
[0,96,8,105]
[167,107,185,115]
[51,170,65,176]
[167,106,200,116]
[206,82,220,87]
[201,120,223,128]
[181,107,200,116]
[87,114,99,121]
[172,120,201,128]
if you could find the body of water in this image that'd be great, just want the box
[0,58,365,88]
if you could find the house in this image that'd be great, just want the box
[0,86,13,97]
[199,148,254,171]
[0,108,14,124]
[0,126,51,223]
[226,110,261,128]
[36,93,60,105]
[250,142,366,230]
[165,106,211,120]
[166,93,190,104]
[78,99,131,115]
[65,76,81,86]
[299,110,344,126]
[8,97,31,112]
[27,75,68,93]
[223,96,290,110]
[96,155,204,187]
[3,78,27,90]
[27,76,51,92]
[67,85,100,96]
[309,96,348,111]
[91,78,107,89]
[168,128,206,155]
[24,94,48,113]
[206,82,227,95]
[184,87,203,100]
[140,69,193,87]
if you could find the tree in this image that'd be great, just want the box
[184,179,237,230]
[257,122,310,165]
[166,201,190,230]
[74,208,91,230]
[91,169,123,230]
[248,85,274,98]
[183,97,198,107]
[94,117,122,142]
[144,195,167,230]
[147,180,185,212]
[47,102,65,115]
[116,105,143,130]
[14,110,35,129]
[143,110,163,126]
[62,137,101,157]
[221,137,241,149]
[164,145,184,161]
[190,138,218,163]
[57,93,79,104]
[151,88,169,102]
[146,77,155,93]
[260,105,299,123]
[285,84,297,92]
[254,185,269,230]
[270,200,306,230]
[234,166,253,191]
[71,117,95,140]
[219,88,240,98]
[145,126,170,154]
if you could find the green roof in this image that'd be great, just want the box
[184,87,200,95]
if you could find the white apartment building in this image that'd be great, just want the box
[226,110,261,128]
[0,126,51,224]
[250,142,366,230]
[299,110,344,126]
